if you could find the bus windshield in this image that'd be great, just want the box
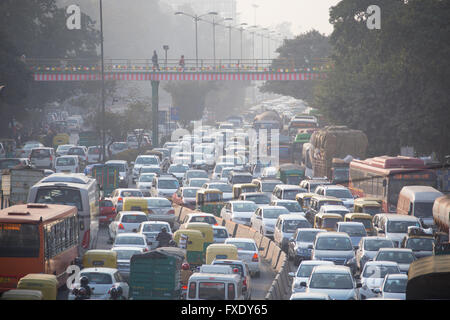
[35,187,83,211]
[0,223,40,257]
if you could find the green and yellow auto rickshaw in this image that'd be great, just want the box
[173,229,205,266]
[277,163,306,185]
[186,222,214,259]
[0,289,43,300]
[295,192,316,212]
[16,274,58,300]
[353,198,382,216]
[232,183,258,199]
[82,249,118,268]
[196,189,225,217]
[206,244,239,265]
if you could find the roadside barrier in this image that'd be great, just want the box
[270,246,281,269]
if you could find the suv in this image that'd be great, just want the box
[274,214,311,252]
[211,259,252,300]
[151,175,180,200]
[87,146,103,164]
[272,185,308,201]
[252,178,283,198]
[228,171,253,185]
[132,155,160,183]
[315,185,354,210]
[30,147,56,169]
[67,146,88,167]
[375,214,421,248]
[110,188,144,212]
[299,179,331,193]
[312,232,357,275]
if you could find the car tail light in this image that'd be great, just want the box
[143,248,148,252]
[118,223,124,230]
[243,279,247,287]
[182,285,187,290]
[168,209,175,214]
[252,253,259,262]
[214,223,218,226]
[112,207,116,212]
[118,197,123,203]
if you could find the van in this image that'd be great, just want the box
[55,155,80,173]
[376,214,421,248]
[397,186,443,228]
[30,147,56,169]
[187,273,244,300]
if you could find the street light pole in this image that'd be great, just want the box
[99,0,106,163]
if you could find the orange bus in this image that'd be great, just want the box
[349,156,437,213]
[0,203,80,293]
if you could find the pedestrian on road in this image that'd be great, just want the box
[152,50,159,70]
[179,55,185,71]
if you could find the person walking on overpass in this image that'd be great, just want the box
[179,55,185,71]
[152,50,159,70]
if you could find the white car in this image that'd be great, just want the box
[300,265,361,300]
[315,185,355,211]
[212,162,234,180]
[132,155,160,182]
[167,164,189,181]
[358,261,401,300]
[68,267,129,300]
[289,292,331,300]
[318,204,350,218]
[250,206,290,237]
[108,211,149,241]
[270,200,304,216]
[373,248,416,274]
[67,146,88,165]
[136,173,156,193]
[55,155,80,173]
[203,182,233,201]
[180,213,219,229]
[220,201,258,227]
[111,246,145,279]
[356,237,395,271]
[187,178,210,188]
[87,146,103,164]
[145,197,176,227]
[110,188,144,212]
[56,144,75,157]
[375,273,408,300]
[137,221,172,250]
[30,147,56,169]
[17,141,44,158]
[112,233,149,251]
[224,238,261,277]
[274,214,311,252]
[150,176,180,200]
[109,142,129,155]
[289,260,334,293]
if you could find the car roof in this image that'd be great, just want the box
[120,211,147,216]
[364,261,399,267]
[225,237,256,243]
[321,205,349,211]
[80,268,118,274]
[338,222,365,227]
[273,200,299,203]
[378,248,413,253]
[140,221,170,225]
[241,192,269,196]
[106,160,127,164]
[321,185,350,190]
[385,273,408,279]
[116,233,146,237]
[230,200,256,204]
[316,231,350,238]
[188,213,215,217]
[118,188,142,192]
[276,185,306,190]
[362,236,393,241]
[312,265,351,273]
[212,259,245,265]
[262,205,288,211]
[111,246,144,251]
[300,260,334,266]
[383,214,420,221]
[278,214,307,220]
[213,225,227,230]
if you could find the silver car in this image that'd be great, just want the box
[289,260,334,293]
[375,273,408,300]
[337,222,367,249]
[358,261,401,300]
[111,246,145,279]
[301,265,361,300]
[146,197,176,227]
[373,248,416,274]
[356,237,395,271]
[137,221,172,249]
[220,201,258,227]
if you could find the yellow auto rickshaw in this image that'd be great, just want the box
[295,192,316,211]
[122,197,149,214]
[0,289,43,300]
[344,213,376,236]
[196,189,225,217]
[52,133,70,148]
[16,274,58,300]
[314,212,343,231]
[353,198,382,216]
[186,222,214,257]
[173,229,205,266]
[82,249,118,268]
[206,243,239,264]
[232,183,258,199]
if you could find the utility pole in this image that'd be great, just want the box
[99,0,106,162]
[151,81,159,148]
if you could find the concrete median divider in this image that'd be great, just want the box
[235,224,252,238]
[264,240,276,260]
[275,252,287,272]
[270,246,282,269]
[224,220,238,237]
[260,237,272,258]
[253,231,263,248]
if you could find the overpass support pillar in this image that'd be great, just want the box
[151,80,160,148]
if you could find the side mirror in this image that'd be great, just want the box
[288,272,295,278]
[356,283,362,288]
[300,282,307,287]
[373,288,381,294]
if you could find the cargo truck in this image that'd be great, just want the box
[1,168,46,206]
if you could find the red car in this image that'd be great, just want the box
[99,198,117,224]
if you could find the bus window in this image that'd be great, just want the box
[36,188,83,211]
[0,223,40,258]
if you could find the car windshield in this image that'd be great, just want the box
[80,272,113,285]
[210,184,232,193]
[246,195,270,204]
[147,198,172,207]
[315,237,353,251]
[309,273,353,289]
[384,278,407,293]
[376,251,415,264]
[168,165,188,173]
[232,175,252,184]
[363,206,381,215]
[296,264,319,278]
[158,180,179,189]
[228,241,257,251]
[68,148,84,155]
[114,249,141,260]
[261,182,280,192]
[364,239,394,251]
[57,145,72,152]
[283,220,311,233]
[141,167,161,174]
[326,189,353,199]
[263,208,288,219]
[296,231,322,243]
[339,225,367,237]
[143,224,169,233]
[121,190,143,197]
[139,175,155,182]
[190,216,217,225]
[233,202,257,212]
[136,157,158,165]
[363,265,400,278]
[352,218,373,229]
[387,221,420,233]
[121,215,148,223]
[183,189,199,197]
[413,202,434,218]
[406,238,434,251]
[56,157,75,166]
[278,202,303,213]
[284,190,304,200]
[187,171,208,179]
[189,180,208,187]
[213,229,229,239]
[322,218,341,229]
[115,236,145,245]
[198,282,225,300]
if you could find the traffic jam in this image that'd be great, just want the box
[0,96,449,301]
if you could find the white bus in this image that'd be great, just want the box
[27,173,100,255]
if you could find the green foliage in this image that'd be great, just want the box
[315,0,450,160]
[260,30,331,104]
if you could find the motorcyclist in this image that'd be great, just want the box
[109,286,124,300]
[156,227,172,248]
[73,276,91,300]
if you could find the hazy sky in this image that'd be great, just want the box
[236,0,341,35]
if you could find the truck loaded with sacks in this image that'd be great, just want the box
[433,195,450,237]
[310,126,368,180]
